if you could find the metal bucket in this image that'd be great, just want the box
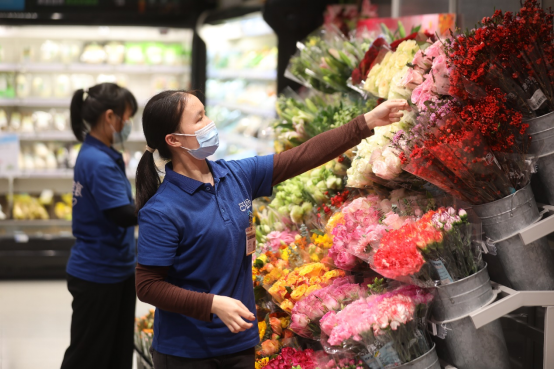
[397,344,440,369]
[472,183,554,290]
[524,111,554,205]
[432,317,510,369]
[431,265,494,322]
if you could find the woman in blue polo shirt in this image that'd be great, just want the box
[61,83,138,369]
[135,90,408,369]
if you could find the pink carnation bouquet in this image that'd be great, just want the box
[328,191,431,264]
[370,207,483,287]
[320,284,434,368]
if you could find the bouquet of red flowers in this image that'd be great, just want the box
[264,347,319,369]
[446,0,554,118]
[396,99,534,204]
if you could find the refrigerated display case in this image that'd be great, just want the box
[0,24,193,278]
[199,12,277,160]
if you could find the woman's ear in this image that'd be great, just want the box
[166,133,181,149]
[103,109,119,128]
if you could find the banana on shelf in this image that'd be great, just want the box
[12,194,49,220]
[54,193,73,221]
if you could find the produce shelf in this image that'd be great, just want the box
[0,62,191,75]
[16,130,146,142]
[0,97,149,108]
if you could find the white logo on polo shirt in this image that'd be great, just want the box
[72,181,83,205]
[238,199,252,212]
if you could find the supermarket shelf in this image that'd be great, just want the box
[206,99,275,118]
[0,63,191,75]
[0,168,136,180]
[0,219,71,227]
[17,130,146,142]
[0,97,149,108]
[207,68,276,81]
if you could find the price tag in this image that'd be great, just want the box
[430,259,454,285]
[528,89,547,111]
[430,322,438,336]
[361,342,402,369]
[485,238,498,255]
[14,233,29,243]
[0,134,19,175]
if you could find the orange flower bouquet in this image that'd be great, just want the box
[267,262,346,313]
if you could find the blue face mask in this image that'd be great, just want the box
[112,119,132,144]
[173,121,219,160]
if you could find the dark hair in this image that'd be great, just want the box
[135,90,191,212]
[70,82,138,142]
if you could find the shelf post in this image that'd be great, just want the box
[545,306,554,369]
[8,176,13,216]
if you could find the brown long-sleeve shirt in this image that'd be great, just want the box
[135,114,373,321]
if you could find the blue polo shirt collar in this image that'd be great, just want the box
[164,160,229,195]
[84,134,124,168]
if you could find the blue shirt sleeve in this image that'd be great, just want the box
[137,208,180,266]
[230,154,274,199]
[89,161,131,211]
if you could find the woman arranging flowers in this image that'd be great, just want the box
[133,90,409,368]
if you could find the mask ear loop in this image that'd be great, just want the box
[172,133,197,152]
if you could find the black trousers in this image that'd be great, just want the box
[61,273,136,369]
[151,347,255,369]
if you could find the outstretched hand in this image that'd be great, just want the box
[364,99,411,130]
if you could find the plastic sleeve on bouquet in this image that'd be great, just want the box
[289,276,366,341]
[285,26,366,94]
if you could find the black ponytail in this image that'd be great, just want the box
[135,90,192,213]
[70,89,87,142]
[70,83,138,142]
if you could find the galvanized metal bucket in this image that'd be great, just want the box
[397,344,440,369]
[432,317,510,369]
[471,183,554,290]
[431,265,495,321]
[525,111,554,205]
[430,265,510,369]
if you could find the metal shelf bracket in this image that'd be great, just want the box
[469,283,554,369]
[518,205,554,245]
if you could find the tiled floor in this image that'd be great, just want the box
[0,280,153,369]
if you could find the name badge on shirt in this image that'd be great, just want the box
[246,211,256,256]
